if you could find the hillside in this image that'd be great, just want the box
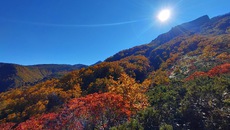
[0,63,87,92]
[0,13,229,129]
[106,13,230,67]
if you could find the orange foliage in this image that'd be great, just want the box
[162,53,179,69]
[0,79,81,123]
[217,52,230,60]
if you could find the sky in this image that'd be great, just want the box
[0,0,229,65]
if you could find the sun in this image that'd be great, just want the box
[157,9,171,22]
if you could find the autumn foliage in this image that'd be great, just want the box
[15,113,58,130]
[1,16,230,129]
[0,79,81,123]
[207,63,230,76]
[0,122,16,130]
[186,63,230,80]
[0,93,131,130]
[55,92,131,129]
[108,73,150,111]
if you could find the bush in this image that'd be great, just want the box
[160,124,173,130]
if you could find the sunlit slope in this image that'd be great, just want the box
[0,13,229,129]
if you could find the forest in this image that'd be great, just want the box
[0,13,230,129]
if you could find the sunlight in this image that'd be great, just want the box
[157,9,171,22]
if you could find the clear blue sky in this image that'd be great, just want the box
[0,0,229,65]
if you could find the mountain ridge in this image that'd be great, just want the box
[106,13,230,66]
[1,13,229,92]
[0,63,87,92]
[0,12,229,129]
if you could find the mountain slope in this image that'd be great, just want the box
[0,13,230,129]
[106,13,230,67]
[0,63,87,92]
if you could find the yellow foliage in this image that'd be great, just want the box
[7,113,16,121]
[217,52,230,60]
[152,69,170,85]
[108,73,149,112]
[0,79,82,123]
[24,101,47,118]
[66,84,82,98]
[201,45,217,58]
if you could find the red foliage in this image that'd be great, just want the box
[7,93,130,129]
[0,122,16,130]
[15,113,58,130]
[185,71,208,81]
[186,63,230,81]
[207,63,230,77]
[48,93,130,129]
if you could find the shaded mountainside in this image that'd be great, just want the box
[0,13,230,129]
[0,63,87,92]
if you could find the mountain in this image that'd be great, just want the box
[90,60,102,66]
[0,13,230,129]
[0,63,87,92]
[106,13,230,66]
[105,13,230,79]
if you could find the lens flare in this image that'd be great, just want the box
[157,9,171,22]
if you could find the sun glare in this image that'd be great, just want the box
[157,9,171,22]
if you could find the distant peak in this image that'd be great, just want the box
[150,15,211,46]
[91,61,102,66]
[196,15,210,21]
[186,15,210,25]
